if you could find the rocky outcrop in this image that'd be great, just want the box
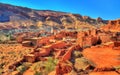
[22,41,34,47]
[15,32,41,43]
[102,19,120,32]
[24,54,36,63]
[6,29,120,75]
[114,41,120,47]
[77,29,115,48]
[113,41,120,50]
[99,33,111,43]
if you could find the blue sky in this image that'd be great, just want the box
[0,0,120,20]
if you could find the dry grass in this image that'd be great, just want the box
[0,44,34,73]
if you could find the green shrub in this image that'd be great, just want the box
[16,65,27,73]
[31,62,44,71]
[16,62,32,74]
[44,57,58,73]
[30,57,58,74]
[22,62,32,68]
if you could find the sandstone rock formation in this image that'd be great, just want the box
[2,27,120,75]
[77,29,114,48]
[102,19,120,32]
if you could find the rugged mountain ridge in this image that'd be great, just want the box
[0,3,108,30]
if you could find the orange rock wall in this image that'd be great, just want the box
[77,29,113,48]
[103,19,120,32]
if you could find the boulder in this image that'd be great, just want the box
[77,36,98,48]
[90,29,97,36]
[99,34,111,43]
[24,54,36,63]
[113,41,120,50]
[22,41,34,47]
[77,31,88,38]
[114,41,120,47]
[56,61,73,75]
[84,36,98,46]
[51,41,72,49]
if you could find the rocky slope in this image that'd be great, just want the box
[102,19,120,32]
[0,3,108,30]
[1,29,119,75]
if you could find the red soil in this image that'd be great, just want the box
[89,71,119,75]
[83,43,120,75]
[23,69,34,75]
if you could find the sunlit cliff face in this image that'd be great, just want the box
[102,19,120,32]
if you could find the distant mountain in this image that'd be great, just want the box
[0,3,108,30]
